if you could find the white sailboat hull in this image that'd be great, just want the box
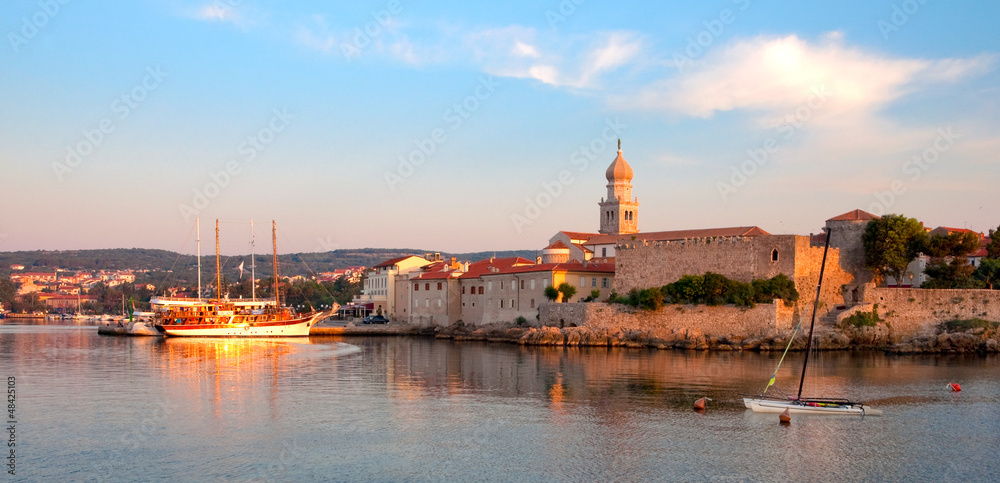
[743,397,882,416]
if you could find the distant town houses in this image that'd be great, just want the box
[316,266,366,284]
[8,269,138,294]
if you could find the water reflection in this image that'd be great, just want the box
[5,322,999,481]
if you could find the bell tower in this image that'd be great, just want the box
[599,140,639,235]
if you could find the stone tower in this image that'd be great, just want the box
[599,140,639,235]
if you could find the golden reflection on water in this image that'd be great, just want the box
[158,338,308,421]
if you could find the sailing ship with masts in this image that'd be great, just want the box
[153,219,332,337]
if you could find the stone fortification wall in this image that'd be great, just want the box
[614,234,856,323]
[792,236,855,320]
[540,301,792,339]
[613,235,798,292]
[826,219,873,285]
[867,287,1000,339]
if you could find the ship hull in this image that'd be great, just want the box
[743,397,881,416]
[156,313,322,337]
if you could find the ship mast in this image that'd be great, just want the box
[272,220,279,306]
[216,219,222,302]
[196,217,201,301]
[250,220,256,301]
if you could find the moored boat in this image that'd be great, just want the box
[744,227,882,417]
[152,219,333,337]
[153,297,329,337]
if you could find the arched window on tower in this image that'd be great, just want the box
[771,248,779,262]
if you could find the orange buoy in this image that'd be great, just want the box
[949,383,961,392]
[693,397,707,411]
[779,408,791,424]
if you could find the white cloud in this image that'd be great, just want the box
[622,34,994,119]
[189,2,252,29]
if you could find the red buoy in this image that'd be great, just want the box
[949,383,961,392]
[779,408,791,424]
[693,397,707,411]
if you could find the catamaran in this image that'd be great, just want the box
[153,220,332,337]
[743,228,882,416]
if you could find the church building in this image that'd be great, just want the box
[541,141,874,319]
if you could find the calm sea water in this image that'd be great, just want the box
[2,319,998,482]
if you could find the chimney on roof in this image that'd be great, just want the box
[435,252,441,261]
[450,257,456,265]
[535,256,542,264]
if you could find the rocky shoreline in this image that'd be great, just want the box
[429,322,1000,354]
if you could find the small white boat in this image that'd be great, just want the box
[745,228,882,417]
[743,397,881,416]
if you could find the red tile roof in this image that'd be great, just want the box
[459,257,535,279]
[486,261,616,276]
[411,271,459,280]
[584,226,770,245]
[544,241,569,250]
[827,209,879,222]
[559,231,599,241]
[932,226,982,236]
[374,255,423,268]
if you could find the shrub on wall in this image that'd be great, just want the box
[611,273,799,310]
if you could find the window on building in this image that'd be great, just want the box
[510,298,514,308]
[462,286,466,294]
[414,284,419,291]
[500,281,504,290]
[413,299,418,308]
[520,280,524,289]
[437,299,442,307]
[602,278,609,288]
[478,286,484,295]
[530,279,536,290]
[499,299,504,308]
[580,276,586,287]
[425,299,429,308]
[530,299,535,308]
[771,249,779,262]
[437,282,442,290]
[602,247,607,257]
[425,283,430,291]
[488,281,492,291]
[592,277,597,287]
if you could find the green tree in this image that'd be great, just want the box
[862,214,928,286]
[581,289,602,302]
[544,285,559,302]
[0,278,18,308]
[923,231,982,288]
[922,259,983,289]
[925,231,980,258]
[557,282,577,303]
[974,258,1000,290]
[987,225,1000,260]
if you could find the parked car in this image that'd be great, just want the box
[362,315,389,324]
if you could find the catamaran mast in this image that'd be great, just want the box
[797,228,832,400]
[251,220,256,301]
[196,217,202,301]
[272,220,279,306]
[216,219,222,302]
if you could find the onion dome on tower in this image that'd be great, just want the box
[598,139,639,235]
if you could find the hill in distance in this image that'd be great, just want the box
[0,247,539,283]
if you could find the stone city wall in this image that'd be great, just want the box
[866,287,1000,339]
[613,235,798,292]
[613,234,856,324]
[540,301,794,339]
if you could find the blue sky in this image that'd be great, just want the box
[2,0,998,255]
